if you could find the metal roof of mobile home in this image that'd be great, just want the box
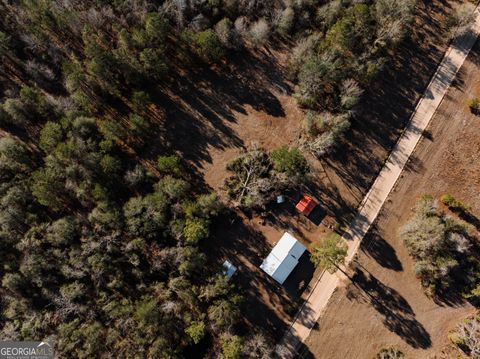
[260,232,306,285]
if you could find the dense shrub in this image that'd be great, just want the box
[374,347,405,359]
[440,194,471,214]
[270,146,309,177]
[468,97,480,113]
[400,195,479,296]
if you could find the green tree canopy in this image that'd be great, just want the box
[270,145,309,176]
[310,232,348,273]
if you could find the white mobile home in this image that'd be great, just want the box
[260,232,306,285]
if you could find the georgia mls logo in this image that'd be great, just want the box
[0,340,54,359]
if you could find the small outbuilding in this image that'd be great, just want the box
[222,260,237,279]
[296,195,317,217]
[260,232,306,285]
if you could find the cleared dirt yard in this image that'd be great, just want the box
[302,38,480,359]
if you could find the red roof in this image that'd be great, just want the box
[296,195,317,216]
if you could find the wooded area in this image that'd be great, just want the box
[1,0,474,358]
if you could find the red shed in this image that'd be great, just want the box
[296,195,317,216]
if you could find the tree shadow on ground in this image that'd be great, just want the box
[294,264,433,358]
[143,48,290,181]
[256,190,327,244]
[301,173,357,228]
[144,0,463,350]
[459,211,480,232]
[347,267,432,349]
[275,329,316,359]
[432,285,470,308]
[283,251,316,298]
[321,0,456,209]
[295,343,316,359]
[202,209,301,340]
[404,154,425,174]
[361,226,403,271]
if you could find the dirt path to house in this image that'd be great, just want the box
[277,7,480,359]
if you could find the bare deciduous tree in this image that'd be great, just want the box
[307,131,336,157]
[248,18,270,47]
[215,18,240,49]
[275,7,295,36]
[340,78,364,110]
[452,315,480,358]
[228,147,272,207]
[310,233,348,273]
[234,16,249,37]
[374,0,415,48]
[447,3,477,40]
[243,333,274,359]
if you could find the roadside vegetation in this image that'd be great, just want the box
[310,232,348,273]
[468,97,480,114]
[400,195,480,299]
[446,2,477,40]
[290,0,416,156]
[440,194,472,215]
[0,0,288,357]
